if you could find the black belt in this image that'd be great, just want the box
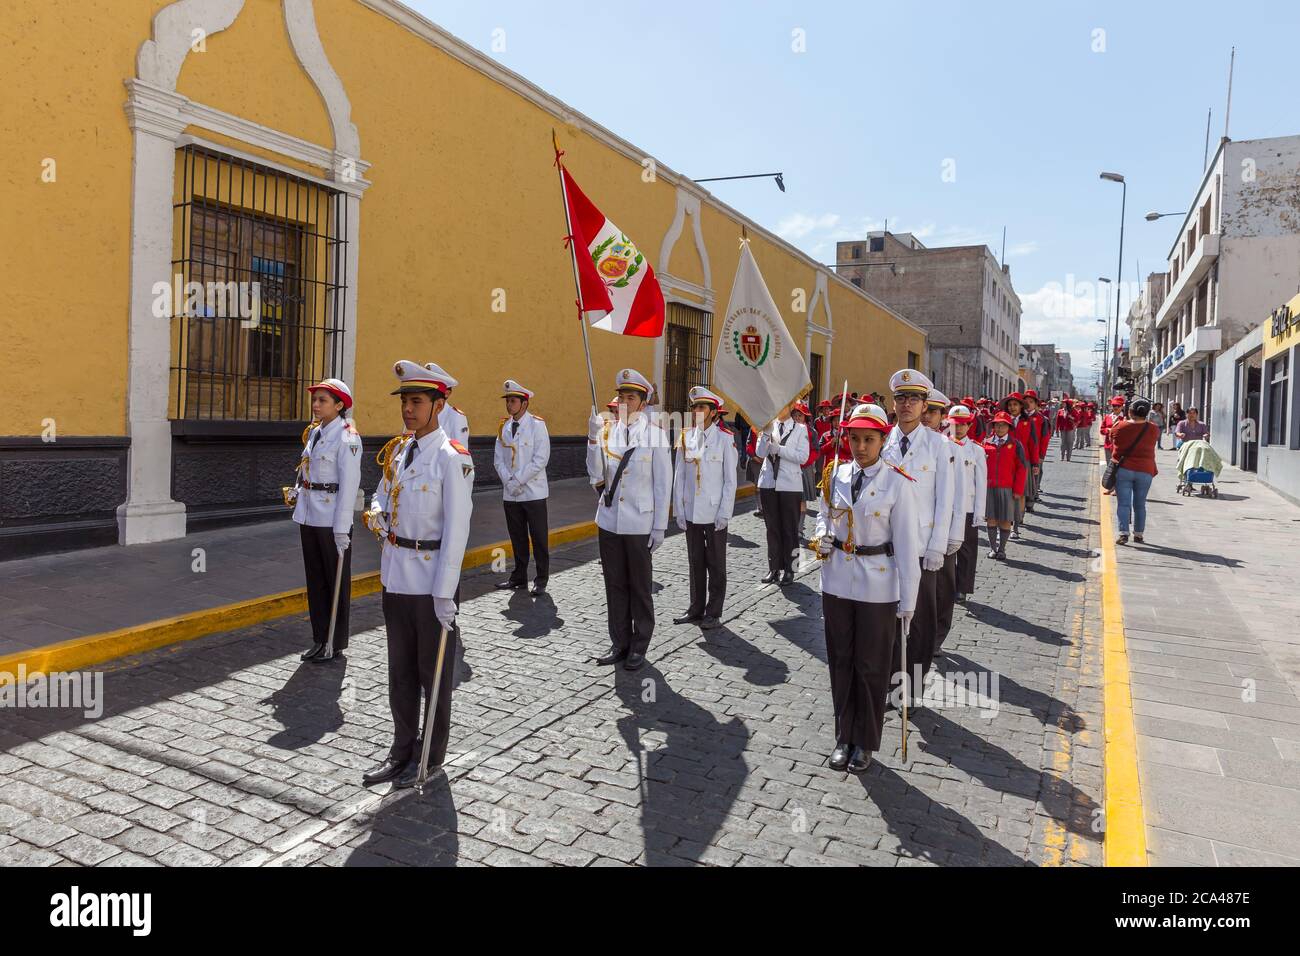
[301,482,340,492]
[833,539,894,557]
[387,534,442,552]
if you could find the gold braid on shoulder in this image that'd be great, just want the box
[818,457,854,558]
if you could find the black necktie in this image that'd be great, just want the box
[402,439,419,472]
[309,428,321,450]
[851,469,865,503]
[511,420,519,438]
[900,435,910,458]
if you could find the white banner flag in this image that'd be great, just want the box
[713,240,811,430]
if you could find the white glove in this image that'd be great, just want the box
[974,515,986,528]
[923,550,944,572]
[365,500,387,533]
[506,478,520,497]
[897,610,914,635]
[676,515,687,531]
[334,532,350,554]
[434,598,457,630]
[714,516,729,532]
[816,535,834,558]
[588,410,605,440]
[945,538,963,556]
[649,530,664,553]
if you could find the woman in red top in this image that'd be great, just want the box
[1054,402,1076,461]
[1108,398,1159,544]
[1001,393,1038,538]
[982,412,1027,560]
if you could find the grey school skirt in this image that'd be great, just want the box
[986,487,1015,523]
[801,463,818,501]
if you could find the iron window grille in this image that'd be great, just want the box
[664,302,713,416]
[170,144,347,422]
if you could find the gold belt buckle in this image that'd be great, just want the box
[387,531,397,546]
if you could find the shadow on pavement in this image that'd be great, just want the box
[940,651,1085,733]
[343,777,460,866]
[696,625,790,687]
[857,764,1031,866]
[264,659,348,749]
[613,663,749,866]
[961,601,1068,646]
[1001,558,1084,583]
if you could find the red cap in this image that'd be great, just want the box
[1110,396,1126,407]
[992,411,1014,426]
[842,404,892,433]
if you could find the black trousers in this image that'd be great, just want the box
[299,524,351,650]
[935,550,959,649]
[685,521,728,618]
[759,488,802,573]
[598,528,654,656]
[382,590,458,766]
[891,563,939,696]
[956,513,980,594]
[823,594,898,754]
[503,498,550,585]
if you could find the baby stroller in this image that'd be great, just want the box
[1175,439,1221,498]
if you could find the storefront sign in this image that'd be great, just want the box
[1264,293,1300,360]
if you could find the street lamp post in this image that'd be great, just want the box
[693,172,786,192]
[1097,277,1112,325]
[1100,172,1127,399]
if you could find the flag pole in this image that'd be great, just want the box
[553,130,601,417]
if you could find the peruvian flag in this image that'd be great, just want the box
[561,166,665,337]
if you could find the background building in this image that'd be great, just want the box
[1127,272,1168,398]
[1021,344,1076,400]
[835,232,1022,399]
[1,0,926,559]
[1147,135,1300,488]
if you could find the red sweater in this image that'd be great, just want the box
[1108,420,1159,475]
[1009,414,1039,465]
[1054,408,1075,432]
[984,437,1028,495]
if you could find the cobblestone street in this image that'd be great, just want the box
[0,452,1105,867]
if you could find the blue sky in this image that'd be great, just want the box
[408,0,1300,388]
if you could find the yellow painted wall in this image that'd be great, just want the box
[3,0,923,442]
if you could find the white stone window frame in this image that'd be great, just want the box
[120,0,370,545]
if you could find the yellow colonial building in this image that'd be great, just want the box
[2,0,926,558]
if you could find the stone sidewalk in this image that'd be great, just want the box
[1109,449,1300,866]
[0,448,1104,866]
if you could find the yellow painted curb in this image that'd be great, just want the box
[1098,468,1148,867]
[0,485,758,677]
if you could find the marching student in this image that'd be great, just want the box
[1003,393,1039,538]
[493,379,551,595]
[755,402,811,586]
[290,378,363,663]
[945,405,987,605]
[1022,390,1050,505]
[672,386,738,630]
[1101,396,1126,465]
[813,403,920,774]
[882,369,955,706]
[1079,401,1096,449]
[586,368,672,671]
[923,388,965,651]
[361,360,474,788]
[1054,399,1076,461]
[982,411,1028,561]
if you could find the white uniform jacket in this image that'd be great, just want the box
[291,416,363,535]
[372,428,474,600]
[439,404,472,488]
[814,459,922,613]
[586,414,672,536]
[947,435,988,536]
[755,418,810,493]
[881,424,955,558]
[673,422,739,525]
[494,411,550,502]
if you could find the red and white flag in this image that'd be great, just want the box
[561,166,665,338]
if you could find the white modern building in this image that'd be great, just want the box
[1146,134,1300,498]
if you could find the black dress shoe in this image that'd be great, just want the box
[595,646,628,666]
[301,643,325,661]
[780,571,795,586]
[530,582,547,596]
[495,579,525,590]
[700,616,721,630]
[623,652,646,671]
[310,648,344,664]
[760,570,779,584]
[393,758,442,790]
[362,756,409,787]
[995,549,1007,561]
[846,747,872,774]
[672,613,703,626]
[828,743,852,772]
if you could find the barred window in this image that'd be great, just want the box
[664,301,713,416]
[170,144,347,421]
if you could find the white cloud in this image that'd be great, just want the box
[1019,277,1116,389]
[774,212,841,241]
[1008,240,1039,257]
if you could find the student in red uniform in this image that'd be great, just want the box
[1022,390,1049,506]
[1001,393,1038,538]
[1101,396,1126,465]
[1054,400,1076,461]
[963,396,985,442]
[982,411,1027,560]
